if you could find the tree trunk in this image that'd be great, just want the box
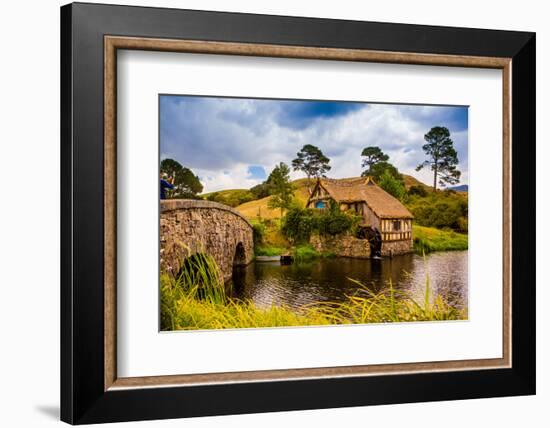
[433,161,438,191]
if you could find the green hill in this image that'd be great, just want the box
[402,174,431,190]
[236,179,311,220]
[201,189,256,208]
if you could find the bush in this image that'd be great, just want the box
[281,207,359,243]
[317,210,355,235]
[406,191,468,233]
[251,221,266,245]
[250,182,272,199]
[408,184,428,197]
[281,208,317,243]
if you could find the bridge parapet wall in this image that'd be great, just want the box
[160,199,254,281]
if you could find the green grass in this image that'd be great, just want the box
[160,253,466,331]
[292,244,336,261]
[255,246,286,256]
[413,224,468,254]
[293,244,320,261]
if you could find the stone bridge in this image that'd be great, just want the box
[160,199,254,282]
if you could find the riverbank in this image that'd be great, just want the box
[160,254,466,331]
[255,225,468,260]
[412,225,468,254]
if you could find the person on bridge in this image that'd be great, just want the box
[160,173,174,200]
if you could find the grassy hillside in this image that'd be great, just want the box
[406,190,468,232]
[236,179,311,220]
[201,189,255,208]
[412,225,468,253]
[402,174,431,190]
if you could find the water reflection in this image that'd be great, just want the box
[230,251,467,312]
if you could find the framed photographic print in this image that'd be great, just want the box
[60,2,535,424]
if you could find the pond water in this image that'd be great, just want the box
[229,251,468,313]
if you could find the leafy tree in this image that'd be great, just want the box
[292,144,331,191]
[160,158,203,199]
[361,146,389,175]
[249,166,282,199]
[416,126,461,190]
[267,162,294,217]
[361,160,402,182]
[250,182,272,199]
[379,169,406,201]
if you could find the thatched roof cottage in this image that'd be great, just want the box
[306,177,413,256]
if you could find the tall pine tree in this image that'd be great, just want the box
[416,126,461,190]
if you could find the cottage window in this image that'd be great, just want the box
[315,201,326,209]
[392,220,401,231]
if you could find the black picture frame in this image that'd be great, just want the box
[61,2,535,424]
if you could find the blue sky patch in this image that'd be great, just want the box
[247,165,267,180]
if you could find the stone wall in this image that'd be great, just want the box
[310,234,371,259]
[160,199,254,282]
[381,239,413,257]
[310,234,412,258]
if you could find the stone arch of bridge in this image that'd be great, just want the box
[160,199,254,282]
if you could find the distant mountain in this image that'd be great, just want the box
[448,184,468,192]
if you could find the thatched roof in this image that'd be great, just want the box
[310,177,413,219]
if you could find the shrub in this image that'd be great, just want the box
[251,221,266,245]
[281,207,359,242]
[317,210,356,235]
[249,182,272,199]
[406,191,468,233]
[408,184,428,197]
[281,208,318,243]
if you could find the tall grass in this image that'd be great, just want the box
[160,253,466,331]
[161,252,227,330]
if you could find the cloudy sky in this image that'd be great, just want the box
[160,95,468,193]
